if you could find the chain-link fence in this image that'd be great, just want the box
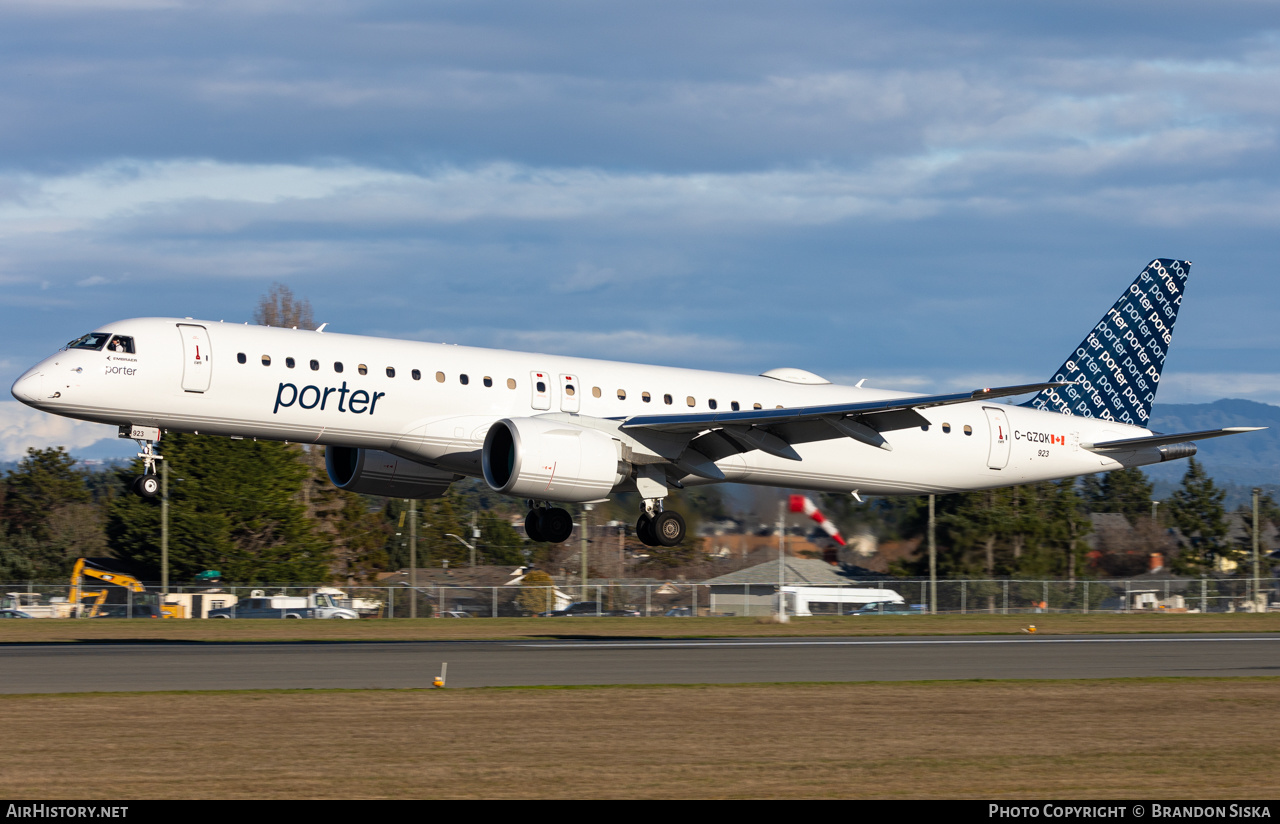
[2,575,1276,618]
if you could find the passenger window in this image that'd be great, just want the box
[386,367,395,378]
[436,372,445,383]
[106,336,135,354]
[565,384,576,396]
[709,399,717,410]
[664,394,673,405]
[67,332,110,351]
[358,364,368,376]
[592,386,601,398]
[686,396,695,407]
[483,376,493,387]
[536,381,546,392]
[731,401,739,411]
[753,403,762,410]
[964,425,973,436]
[776,405,784,409]
[506,378,516,389]
[334,362,344,373]
[617,389,627,400]
[642,392,651,403]
[237,353,246,364]
[921,424,930,432]
[310,360,319,371]
[261,355,271,366]
[412,369,421,380]
[285,357,296,368]
[460,374,469,385]
[942,423,951,433]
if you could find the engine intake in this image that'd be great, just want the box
[325,447,458,499]
[483,418,625,502]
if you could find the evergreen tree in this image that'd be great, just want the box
[1,447,104,578]
[2,447,90,541]
[106,433,333,582]
[1098,467,1156,525]
[1167,458,1230,574]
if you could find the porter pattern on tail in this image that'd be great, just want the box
[1022,258,1189,425]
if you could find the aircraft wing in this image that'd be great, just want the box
[1082,427,1266,453]
[618,382,1065,465]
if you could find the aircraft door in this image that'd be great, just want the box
[530,371,551,410]
[178,324,212,393]
[559,373,580,413]
[982,406,1010,469]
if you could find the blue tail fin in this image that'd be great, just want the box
[1021,259,1190,425]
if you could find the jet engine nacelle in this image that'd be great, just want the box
[482,417,626,502]
[325,447,458,499]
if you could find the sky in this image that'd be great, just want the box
[2,0,1279,460]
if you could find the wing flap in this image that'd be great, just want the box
[620,382,1065,435]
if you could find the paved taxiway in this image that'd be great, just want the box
[3,634,1278,693]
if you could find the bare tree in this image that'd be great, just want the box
[254,283,316,330]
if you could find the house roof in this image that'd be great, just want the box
[703,557,851,586]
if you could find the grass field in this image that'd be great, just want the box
[2,678,1277,799]
[0,612,1276,643]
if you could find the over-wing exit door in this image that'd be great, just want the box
[178,324,211,393]
[983,406,1010,469]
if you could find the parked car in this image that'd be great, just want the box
[436,611,473,618]
[538,601,641,617]
[664,607,694,617]
[0,609,34,618]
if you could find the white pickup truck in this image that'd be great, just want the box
[207,591,359,619]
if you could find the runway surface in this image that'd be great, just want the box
[3,634,1279,693]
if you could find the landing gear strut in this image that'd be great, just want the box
[524,502,574,544]
[120,425,163,499]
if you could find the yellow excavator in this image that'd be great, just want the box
[68,558,184,618]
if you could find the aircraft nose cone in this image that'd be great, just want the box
[11,372,42,406]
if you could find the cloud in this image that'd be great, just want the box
[0,401,118,461]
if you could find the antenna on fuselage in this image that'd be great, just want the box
[316,323,328,333]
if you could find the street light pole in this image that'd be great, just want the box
[161,459,169,597]
[580,504,592,601]
[777,497,789,623]
[1253,488,1261,607]
[928,494,936,615]
[409,499,417,619]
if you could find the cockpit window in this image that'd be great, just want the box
[66,333,109,351]
[106,336,135,354]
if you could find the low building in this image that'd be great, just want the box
[702,557,905,616]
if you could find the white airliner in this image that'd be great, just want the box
[10,259,1263,547]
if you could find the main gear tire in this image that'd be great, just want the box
[635,513,658,547]
[540,507,574,544]
[652,510,686,547]
[525,509,546,543]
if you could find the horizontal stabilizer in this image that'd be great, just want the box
[1082,426,1266,453]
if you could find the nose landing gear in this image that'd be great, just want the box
[120,425,163,499]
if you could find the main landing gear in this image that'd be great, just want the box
[635,503,686,548]
[524,504,574,544]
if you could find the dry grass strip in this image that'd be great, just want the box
[1,612,1277,644]
[1,678,1277,799]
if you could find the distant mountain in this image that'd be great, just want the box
[1143,398,1280,497]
